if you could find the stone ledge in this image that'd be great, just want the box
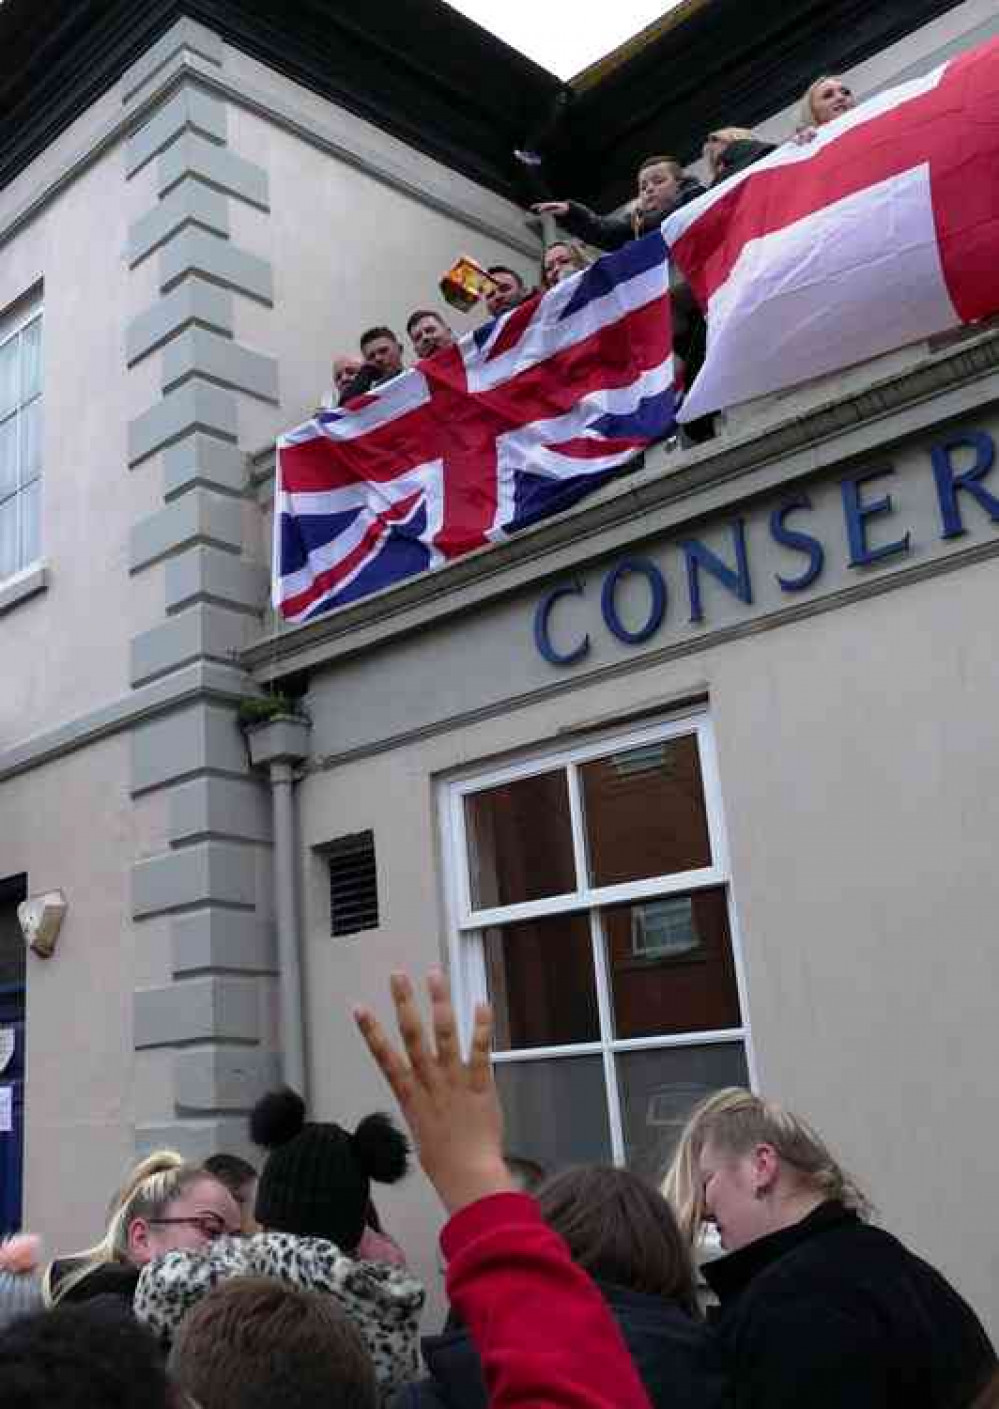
[162,327,279,403]
[134,975,260,1047]
[159,132,270,212]
[125,85,226,178]
[131,701,249,796]
[121,19,223,107]
[130,604,254,687]
[172,909,277,976]
[132,841,257,919]
[127,179,230,268]
[174,1046,279,1110]
[130,489,243,573]
[128,380,238,468]
[126,277,234,366]
[160,228,274,306]
[0,561,47,616]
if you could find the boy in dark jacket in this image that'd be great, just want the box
[534,155,704,250]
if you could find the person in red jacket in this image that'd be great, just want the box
[354,971,653,1409]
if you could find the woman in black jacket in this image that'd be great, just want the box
[393,1165,727,1409]
[533,154,705,251]
[665,1088,995,1409]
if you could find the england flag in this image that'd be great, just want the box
[664,36,999,420]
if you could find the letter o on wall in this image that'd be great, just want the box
[600,557,666,645]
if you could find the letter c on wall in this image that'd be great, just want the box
[600,557,666,644]
[534,580,590,665]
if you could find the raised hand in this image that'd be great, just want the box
[354,970,514,1214]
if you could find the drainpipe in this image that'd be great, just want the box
[246,713,312,1099]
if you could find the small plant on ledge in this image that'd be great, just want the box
[237,694,307,728]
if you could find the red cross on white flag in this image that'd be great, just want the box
[664,36,999,420]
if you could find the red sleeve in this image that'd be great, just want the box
[441,1192,652,1409]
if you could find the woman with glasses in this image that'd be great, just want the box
[43,1151,240,1310]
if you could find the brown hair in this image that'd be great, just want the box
[637,154,683,179]
[536,1165,699,1315]
[169,1276,377,1409]
[405,308,446,337]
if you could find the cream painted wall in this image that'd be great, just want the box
[297,554,999,1334]
[1,733,138,1255]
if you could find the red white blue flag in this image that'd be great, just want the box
[274,233,675,621]
[664,35,999,420]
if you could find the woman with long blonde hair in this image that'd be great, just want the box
[662,1088,993,1409]
[43,1150,239,1308]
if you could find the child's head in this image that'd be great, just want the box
[169,1276,377,1409]
[0,1303,180,1409]
[636,155,684,214]
[250,1089,409,1252]
[537,1164,698,1314]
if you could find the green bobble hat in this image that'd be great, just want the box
[250,1088,409,1251]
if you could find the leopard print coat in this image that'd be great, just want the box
[133,1231,425,1394]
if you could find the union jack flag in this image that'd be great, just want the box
[273,231,676,621]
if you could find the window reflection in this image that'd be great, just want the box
[581,736,712,887]
[605,887,742,1039]
[495,1056,611,1172]
[618,1044,750,1182]
[465,770,576,909]
[485,911,598,1051]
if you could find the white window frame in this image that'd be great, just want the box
[439,707,757,1166]
[0,292,44,586]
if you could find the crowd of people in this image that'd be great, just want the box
[325,73,860,425]
[0,966,996,1408]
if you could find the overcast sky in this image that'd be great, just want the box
[443,1,685,81]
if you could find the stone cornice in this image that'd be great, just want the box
[0,43,537,260]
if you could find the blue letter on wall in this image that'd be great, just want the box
[769,494,824,591]
[841,467,911,567]
[600,558,667,644]
[680,519,752,623]
[931,430,999,539]
[534,581,590,665]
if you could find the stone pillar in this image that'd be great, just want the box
[120,20,280,1159]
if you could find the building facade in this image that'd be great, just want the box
[1,0,998,1335]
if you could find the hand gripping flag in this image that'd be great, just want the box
[274,232,676,622]
[663,35,999,421]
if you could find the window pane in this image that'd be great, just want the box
[20,481,40,567]
[618,1043,750,1183]
[20,319,41,403]
[496,1056,611,1171]
[581,735,712,887]
[19,399,41,482]
[465,770,576,909]
[0,415,16,500]
[485,911,598,1051]
[0,338,16,420]
[605,887,742,1039]
[0,495,17,580]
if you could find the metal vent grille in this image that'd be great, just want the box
[328,831,379,937]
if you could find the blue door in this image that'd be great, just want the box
[0,875,27,1235]
[0,984,24,1233]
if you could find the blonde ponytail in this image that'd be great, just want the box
[663,1087,872,1248]
[43,1150,205,1305]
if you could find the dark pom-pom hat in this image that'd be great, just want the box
[249,1087,409,1250]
